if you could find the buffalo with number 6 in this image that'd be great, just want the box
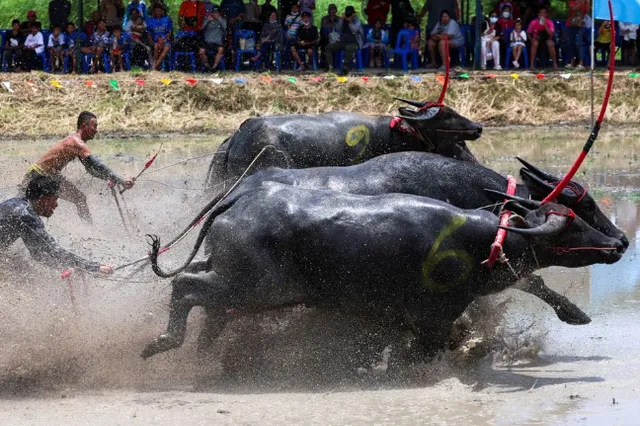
[141,182,624,360]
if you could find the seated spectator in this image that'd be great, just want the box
[320,4,339,66]
[148,0,169,15]
[325,6,363,75]
[126,10,151,68]
[494,0,519,20]
[563,0,588,70]
[619,22,639,65]
[251,11,283,69]
[49,0,72,30]
[291,11,318,70]
[259,0,277,25]
[594,20,611,61]
[21,10,42,34]
[523,0,550,30]
[147,4,173,70]
[23,23,45,71]
[509,18,526,68]
[299,0,316,20]
[427,10,465,70]
[527,7,558,69]
[175,0,206,56]
[203,0,219,14]
[364,0,390,26]
[220,0,246,49]
[84,11,102,37]
[200,7,227,71]
[243,0,262,33]
[110,27,128,71]
[100,0,125,32]
[498,5,515,31]
[406,18,420,50]
[123,0,147,27]
[63,22,78,73]
[3,19,25,72]
[89,19,111,73]
[480,11,502,70]
[365,19,388,68]
[48,24,66,72]
[284,4,303,49]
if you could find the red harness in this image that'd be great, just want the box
[485,175,517,268]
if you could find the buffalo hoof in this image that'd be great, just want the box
[555,304,592,325]
[141,333,183,359]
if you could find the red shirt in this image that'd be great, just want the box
[498,17,515,31]
[179,0,206,31]
[84,21,96,37]
[365,0,390,26]
[566,0,589,27]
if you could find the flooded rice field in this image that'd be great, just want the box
[0,126,638,425]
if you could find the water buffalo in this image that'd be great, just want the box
[142,182,624,359]
[171,153,628,325]
[205,100,483,192]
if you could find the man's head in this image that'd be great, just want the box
[374,19,382,29]
[302,11,312,25]
[345,6,355,18]
[153,5,164,17]
[78,111,98,141]
[67,22,76,33]
[211,7,221,18]
[501,5,512,18]
[53,24,62,35]
[27,10,37,23]
[26,175,60,218]
[91,10,102,22]
[113,26,122,36]
[130,9,141,21]
[291,4,300,15]
[11,19,20,31]
[328,3,337,16]
[440,10,451,25]
[269,11,277,21]
[538,7,548,18]
[489,11,498,23]
[97,19,107,31]
[30,23,40,35]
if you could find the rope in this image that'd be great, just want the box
[438,36,450,104]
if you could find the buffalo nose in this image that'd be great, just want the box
[476,126,483,135]
[615,240,626,254]
[621,235,630,251]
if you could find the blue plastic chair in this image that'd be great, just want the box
[385,28,419,72]
[172,31,197,72]
[293,47,317,71]
[81,52,112,73]
[504,28,530,69]
[235,29,259,71]
[256,47,281,72]
[338,48,364,72]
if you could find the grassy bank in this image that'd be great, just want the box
[0,70,638,138]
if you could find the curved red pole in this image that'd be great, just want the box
[437,36,450,104]
[542,0,615,203]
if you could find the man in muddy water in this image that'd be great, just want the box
[2,174,114,275]
[21,111,134,223]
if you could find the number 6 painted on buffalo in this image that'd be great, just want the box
[345,125,370,163]
[422,216,473,293]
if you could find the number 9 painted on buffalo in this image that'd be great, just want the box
[345,125,371,162]
[422,216,474,293]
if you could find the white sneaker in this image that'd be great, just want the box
[481,65,486,70]
[575,64,585,70]
[513,60,519,68]
[494,65,502,70]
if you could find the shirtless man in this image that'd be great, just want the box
[22,111,134,223]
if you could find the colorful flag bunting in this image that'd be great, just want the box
[234,78,247,84]
[383,75,396,79]
[50,80,63,88]
[510,73,519,79]
[85,80,96,88]
[185,78,198,85]
[629,72,640,78]
[2,81,14,93]
[262,76,272,83]
[26,80,37,92]
[435,75,445,84]
[310,76,323,82]
[410,75,422,82]
[536,73,545,80]
[336,76,347,83]
[458,73,469,79]
[135,79,146,86]
[361,76,369,82]
[210,78,224,84]
[160,78,172,85]
[109,79,119,90]
[287,77,297,83]
[560,73,571,79]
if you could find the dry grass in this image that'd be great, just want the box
[0,70,638,138]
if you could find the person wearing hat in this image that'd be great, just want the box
[325,5,363,75]
[21,10,42,33]
[0,174,114,275]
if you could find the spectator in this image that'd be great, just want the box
[364,0,390,26]
[259,0,277,25]
[390,0,415,47]
[619,22,639,65]
[243,0,262,33]
[203,0,219,14]
[123,0,147,27]
[527,7,558,69]
[220,0,246,55]
[100,0,125,31]
[148,0,169,15]
[89,19,111,72]
[49,0,72,29]
[251,10,283,69]
[523,0,550,28]
[63,22,78,73]
[3,19,25,72]
[480,11,502,70]
[147,4,173,70]
[325,5,363,75]
[418,0,459,35]
[563,0,588,70]
[84,11,102,37]
[21,10,42,34]
[284,4,303,47]
[494,0,519,19]
[498,5,515,30]
[48,24,66,72]
[23,23,45,71]
[291,11,318,70]
[110,27,128,71]
[509,18,526,68]
[406,17,420,50]
[126,10,152,68]
[299,0,316,19]
[365,18,388,67]
[427,10,464,70]
[594,19,611,62]
[200,7,227,71]
[320,4,339,65]
[175,0,206,57]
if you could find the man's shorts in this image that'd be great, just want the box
[293,42,314,51]
[201,42,223,52]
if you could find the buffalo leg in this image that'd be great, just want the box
[197,305,229,352]
[515,274,591,325]
[141,270,230,359]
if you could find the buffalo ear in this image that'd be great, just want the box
[483,189,542,210]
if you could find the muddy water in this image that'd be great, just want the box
[0,127,638,425]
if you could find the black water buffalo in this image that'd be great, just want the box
[174,153,628,325]
[141,183,624,359]
[205,101,482,192]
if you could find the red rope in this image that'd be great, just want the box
[486,175,517,268]
[542,0,615,203]
[437,36,450,104]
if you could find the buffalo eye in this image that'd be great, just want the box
[581,200,596,212]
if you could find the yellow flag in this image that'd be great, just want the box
[160,78,172,85]
[510,73,519,79]
[50,80,63,88]
[336,76,347,83]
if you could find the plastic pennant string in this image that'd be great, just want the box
[361,76,369,82]
[510,73,519,79]
[160,78,172,85]
[410,75,422,82]
[287,77,297,83]
[435,75,445,84]
[336,76,347,83]
[458,73,469,79]
[383,75,396,80]
[185,78,198,86]
[234,78,247,84]
[536,73,545,80]
[485,74,497,79]
[135,79,146,86]
[628,72,640,78]
[311,76,323,82]
[26,80,37,92]
[261,76,272,83]
[2,81,14,93]
[109,79,119,90]
[560,73,571,79]
[50,80,63,88]
[85,80,96,88]
[210,78,223,84]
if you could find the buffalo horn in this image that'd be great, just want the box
[499,214,569,237]
[394,97,427,108]
[520,168,557,193]
[516,157,559,182]
[483,189,542,209]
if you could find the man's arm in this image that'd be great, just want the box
[71,138,128,185]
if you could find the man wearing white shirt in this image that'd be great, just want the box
[24,24,45,71]
[619,21,638,65]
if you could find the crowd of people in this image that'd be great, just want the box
[2,0,638,74]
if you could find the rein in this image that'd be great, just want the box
[484,175,517,267]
